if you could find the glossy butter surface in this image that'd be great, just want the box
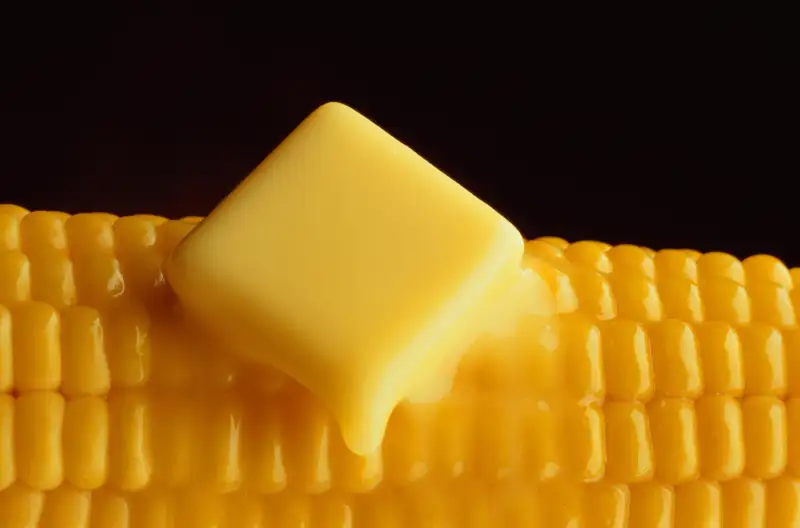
[2,205,800,526]
[166,103,528,455]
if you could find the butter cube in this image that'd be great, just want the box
[166,103,528,455]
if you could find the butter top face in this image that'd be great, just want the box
[166,102,524,455]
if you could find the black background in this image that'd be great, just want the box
[3,12,797,263]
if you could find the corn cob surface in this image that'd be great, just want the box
[2,203,800,527]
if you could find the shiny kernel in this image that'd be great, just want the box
[681,249,703,261]
[564,241,612,273]
[608,274,663,322]
[629,483,674,528]
[700,278,751,323]
[560,314,605,401]
[200,393,245,492]
[16,392,65,490]
[242,397,287,494]
[107,390,153,491]
[562,401,604,482]
[604,402,653,483]
[149,320,206,388]
[696,396,744,480]
[27,249,76,309]
[0,204,28,218]
[744,254,792,288]
[311,496,355,528]
[640,246,656,258]
[698,252,745,284]
[64,213,117,258]
[457,482,492,528]
[0,483,45,527]
[749,282,797,327]
[474,395,523,481]
[224,493,265,527]
[118,250,165,304]
[150,393,202,488]
[90,491,132,527]
[607,244,655,280]
[599,320,653,401]
[383,401,432,486]
[354,490,403,528]
[536,479,583,526]
[738,323,787,397]
[0,208,23,251]
[0,251,31,304]
[268,493,311,526]
[403,484,456,528]
[674,481,721,528]
[12,302,61,391]
[648,398,698,484]
[657,277,703,323]
[721,478,766,528]
[742,396,787,479]
[428,394,470,481]
[695,322,744,395]
[535,236,569,250]
[582,483,629,528]
[521,398,561,481]
[129,494,174,528]
[766,477,800,528]
[175,490,227,527]
[113,215,162,255]
[648,320,702,398]
[654,249,698,282]
[60,306,110,397]
[73,253,126,306]
[516,317,560,393]
[524,240,563,260]
[525,257,579,313]
[105,303,151,388]
[282,393,333,493]
[571,268,616,319]
[38,486,91,528]
[63,397,108,490]
[157,220,195,255]
[20,211,68,256]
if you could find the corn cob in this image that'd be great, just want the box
[1,204,800,527]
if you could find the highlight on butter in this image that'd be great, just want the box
[165,102,541,455]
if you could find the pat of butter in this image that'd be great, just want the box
[166,102,534,455]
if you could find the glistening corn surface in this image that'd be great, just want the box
[1,204,800,526]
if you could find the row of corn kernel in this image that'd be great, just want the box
[530,237,796,289]
[0,206,202,308]
[4,294,800,401]
[0,388,557,493]
[3,478,800,527]
[455,312,800,400]
[3,205,799,326]
[3,386,799,493]
[0,301,287,395]
[525,240,800,326]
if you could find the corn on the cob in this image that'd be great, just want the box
[2,203,800,526]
